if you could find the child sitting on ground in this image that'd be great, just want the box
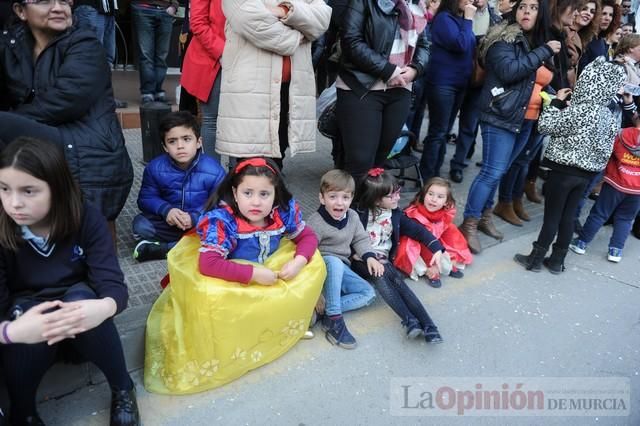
[144,158,324,395]
[353,168,445,343]
[570,122,640,263]
[307,170,383,349]
[132,111,226,262]
[395,177,473,288]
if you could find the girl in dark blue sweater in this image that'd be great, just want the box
[0,138,139,426]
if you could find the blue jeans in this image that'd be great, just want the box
[450,85,482,172]
[579,183,640,250]
[200,72,222,159]
[322,256,376,316]
[464,120,534,219]
[498,126,545,202]
[74,5,116,66]
[132,214,183,248]
[132,4,174,96]
[419,83,466,179]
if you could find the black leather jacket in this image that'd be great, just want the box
[338,0,430,97]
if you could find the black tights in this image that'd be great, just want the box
[352,261,437,330]
[536,169,591,250]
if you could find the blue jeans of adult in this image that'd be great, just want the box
[463,120,534,219]
[351,260,437,330]
[132,4,174,96]
[419,83,466,179]
[450,85,482,173]
[322,256,376,317]
[73,5,116,66]
[578,183,640,250]
[498,126,544,202]
[200,72,222,159]
[132,214,183,248]
[406,73,429,139]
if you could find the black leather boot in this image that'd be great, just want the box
[110,386,140,426]
[514,242,547,272]
[543,244,568,274]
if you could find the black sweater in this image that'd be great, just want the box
[0,203,129,317]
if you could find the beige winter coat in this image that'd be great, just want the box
[216,0,331,158]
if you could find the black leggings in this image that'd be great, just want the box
[352,260,437,330]
[336,88,411,182]
[536,169,591,250]
[2,285,131,419]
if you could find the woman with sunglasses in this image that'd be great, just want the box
[0,0,133,233]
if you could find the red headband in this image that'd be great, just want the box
[367,167,385,177]
[234,158,278,175]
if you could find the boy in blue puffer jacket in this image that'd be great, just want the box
[133,111,226,261]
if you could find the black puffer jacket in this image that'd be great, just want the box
[338,0,430,97]
[477,22,554,133]
[0,24,133,220]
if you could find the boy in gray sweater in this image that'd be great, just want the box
[307,170,384,349]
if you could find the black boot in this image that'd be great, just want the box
[111,386,140,426]
[543,244,568,274]
[514,242,547,272]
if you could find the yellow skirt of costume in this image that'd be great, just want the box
[143,234,326,395]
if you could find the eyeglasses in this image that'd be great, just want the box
[22,0,74,7]
[384,189,402,199]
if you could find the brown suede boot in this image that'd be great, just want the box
[524,179,543,203]
[478,208,504,240]
[493,201,523,227]
[512,198,530,221]
[459,217,482,254]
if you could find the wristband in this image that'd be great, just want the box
[1,321,12,344]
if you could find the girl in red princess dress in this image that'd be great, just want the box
[395,177,473,288]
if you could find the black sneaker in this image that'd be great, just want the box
[115,98,128,109]
[406,320,424,339]
[427,277,442,288]
[424,327,443,344]
[449,269,464,279]
[154,91,168,103]
[111,387,140,426]
[133,240,168,262]
[325,315,357,349]
[140,94,154,105]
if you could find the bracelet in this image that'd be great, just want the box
[2,321,12,344]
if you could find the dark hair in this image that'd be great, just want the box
[576,0,602,47]
[203,157,292,216]
[355,170,400,217]
[159,111,201,144]
[600,0,621,38]
[320,169,355,194]
[412,177,456,209]
[550,0,583,30]
[511,0,553,48]
[0,137,83,250]
[436,0,463,17]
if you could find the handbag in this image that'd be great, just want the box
[317,82,338,139]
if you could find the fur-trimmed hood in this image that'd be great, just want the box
[478,21,524,62]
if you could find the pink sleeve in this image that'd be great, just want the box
[291,226,318,261]
[199,251,254,284]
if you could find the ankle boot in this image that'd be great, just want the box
[524,179,543,203]
[111,386,140,426]
[543,244,568,274]
[493,201,523,226]
[514,242,547,272]
[459,217,482,254]
[512,197,530,221]
[478,208,504,240]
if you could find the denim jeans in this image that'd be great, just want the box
[322,256,376,316]
[498,126,545,202]
[579,183,640,250]
[352,261,437,330]
[419,83,466,179]
[463,120,534,219]
[450,85,482,172]
[74,5,116,66]
[200,72,222,159]
[132,4,174,96]
[132,214,183,248]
